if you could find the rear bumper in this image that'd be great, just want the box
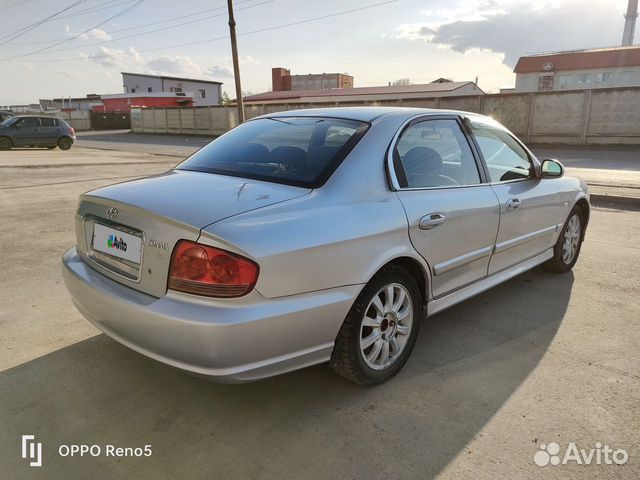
[62,247,360,382]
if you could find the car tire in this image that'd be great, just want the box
[47,145,57,150]
[58,137,73,150]
[544,205,585,273]
[0,137,12,151]
[330,264,422,385]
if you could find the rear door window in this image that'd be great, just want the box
[394,118,481,188]
[40,117,57,127]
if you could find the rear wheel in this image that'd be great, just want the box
[330,264,421,385]
[57,137,73,150]
[544,206,584,273]
[0,137,12,150]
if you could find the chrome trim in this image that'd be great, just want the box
[419,213,447,230]
[433,245,494,276]
[429,248,554,316]
[82,215,145,283]
[386,113,492,191]
[395,182,487,192]
[493,224,560,254]
[387,114,428,191]
[106,207,118,219]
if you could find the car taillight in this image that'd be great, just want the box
[70,127,75,135]
[168,240,259,298]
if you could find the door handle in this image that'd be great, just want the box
[506,198,521,211]
[419,213,446,230]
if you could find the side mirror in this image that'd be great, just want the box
[541,158,564,178]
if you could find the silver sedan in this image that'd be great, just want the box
[62,107,589,384]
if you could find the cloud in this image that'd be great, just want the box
[393,0,623,67]
[64,25,112,41]
[57,70,78,79]
[86,46,143,68]
[80,28,112,41]
[207,64,234,78]
[239,55,260,65]
[146,55,205,77]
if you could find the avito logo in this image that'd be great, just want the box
[107,234,128,252]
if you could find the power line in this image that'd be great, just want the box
[141,0,401,53]
[1,0,400,63]
[4,0,256,42]
[3,0,273,58]
[0,0,138,30]
[0,0,89,46]
[1,0,32,12]
[108,0,256,34]
[13,0,143,58]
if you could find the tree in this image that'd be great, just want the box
[221,91,231,106]
[392,78,412,86]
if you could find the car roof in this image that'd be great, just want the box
[12,114,63,119]
[260,106,495,123]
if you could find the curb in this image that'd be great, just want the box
[590,194,640,210]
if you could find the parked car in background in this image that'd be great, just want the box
[62,107,590,385]
[0,110,14,123]
[0,115,75,150]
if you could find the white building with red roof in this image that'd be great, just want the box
[513,46,640,92]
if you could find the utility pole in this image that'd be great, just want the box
[227,0,245,123]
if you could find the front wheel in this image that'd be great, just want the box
[544,206,584,273]
[330,264,422,385]
[58,137,73,150]
[0,137,12,150]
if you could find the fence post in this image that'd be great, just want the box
[525,93,535,143]
[580,89,593,145]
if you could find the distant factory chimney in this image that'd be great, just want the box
[622,0,639,46]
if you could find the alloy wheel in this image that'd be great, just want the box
[562,214,581,264]
[359,283,413,370]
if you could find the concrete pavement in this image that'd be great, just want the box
[0,146,638,479]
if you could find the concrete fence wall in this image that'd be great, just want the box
[41,110,92,131]
[131,86,640,145]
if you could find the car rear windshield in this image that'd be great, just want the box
[176,116,370,188]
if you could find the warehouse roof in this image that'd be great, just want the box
[243,81,482,103]
[514,46,640,73]
[121,72,223,85]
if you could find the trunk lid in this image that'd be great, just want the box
[75,170,310,297]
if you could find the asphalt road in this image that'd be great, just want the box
[76,130,210,157]
[1,147,639,479]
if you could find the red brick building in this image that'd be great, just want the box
[271,67,354,92]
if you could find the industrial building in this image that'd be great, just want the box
[271,67,354,91]
[244,80,484,105]
[511,0,639,93]
[95,92,194,112]
[121,72,223,106]
[39,95,103,112]
[513,46,640,92]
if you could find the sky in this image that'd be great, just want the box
[0,0,633,105]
